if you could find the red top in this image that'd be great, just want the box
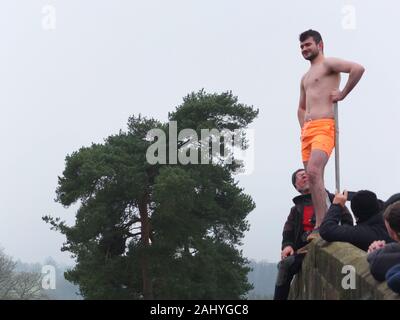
[303,205,314,232]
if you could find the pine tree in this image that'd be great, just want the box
[44,90,259,299]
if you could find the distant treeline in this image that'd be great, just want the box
[247,260,278,300]
[14,257,82,300]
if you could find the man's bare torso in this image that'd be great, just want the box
[302,60,341,121]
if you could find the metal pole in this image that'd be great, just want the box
[334,102,340,193]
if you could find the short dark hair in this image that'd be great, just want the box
[299,29,323,44]
[291,168,305,189]
[383,201,400,234]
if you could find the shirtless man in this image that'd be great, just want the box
[298,29,365,232]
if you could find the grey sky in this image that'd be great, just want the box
[0,0,398,265]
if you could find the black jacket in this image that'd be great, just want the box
[367,242,400,281]
[386,264,400,293]
[281,193,353,251]
[320,204,394,252]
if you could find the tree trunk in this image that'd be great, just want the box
[139,192,153,300]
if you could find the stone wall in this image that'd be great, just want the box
[288,238,400,300]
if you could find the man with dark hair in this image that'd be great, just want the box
[299,29,323,49]
[273,169,353,300]
[319,190,393,251]
[297,29,365,234]
[367,201,400,282]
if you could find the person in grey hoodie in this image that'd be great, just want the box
[367,200,400,282]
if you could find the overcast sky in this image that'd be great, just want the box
[0,0,399,265]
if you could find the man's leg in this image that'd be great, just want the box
[273,254,305,300]
[274,255,295,300]
[306,149,329,227]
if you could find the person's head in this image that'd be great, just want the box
[291,168,310,194]
[383,201,400,242]
[350,190,382,223]
[384,193,400,210]
[299,29,324,61]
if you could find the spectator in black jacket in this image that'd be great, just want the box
[273,169,353,300]
[386,264,400,294]
[319,190,393,251]
[367,200,400,283]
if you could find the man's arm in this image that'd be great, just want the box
[324,57,365,102]
[320,202,380,251]
[297,76,306,129]
[367,243,400,281]
[282,207,296,250]
[319,203,355,242]
[327,191,353,225]
[341,205,354,226]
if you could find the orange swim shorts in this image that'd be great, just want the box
[301,118,335,162]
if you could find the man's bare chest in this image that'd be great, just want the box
[303,67,334,90]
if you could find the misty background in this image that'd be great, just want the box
[0,0,398,272]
